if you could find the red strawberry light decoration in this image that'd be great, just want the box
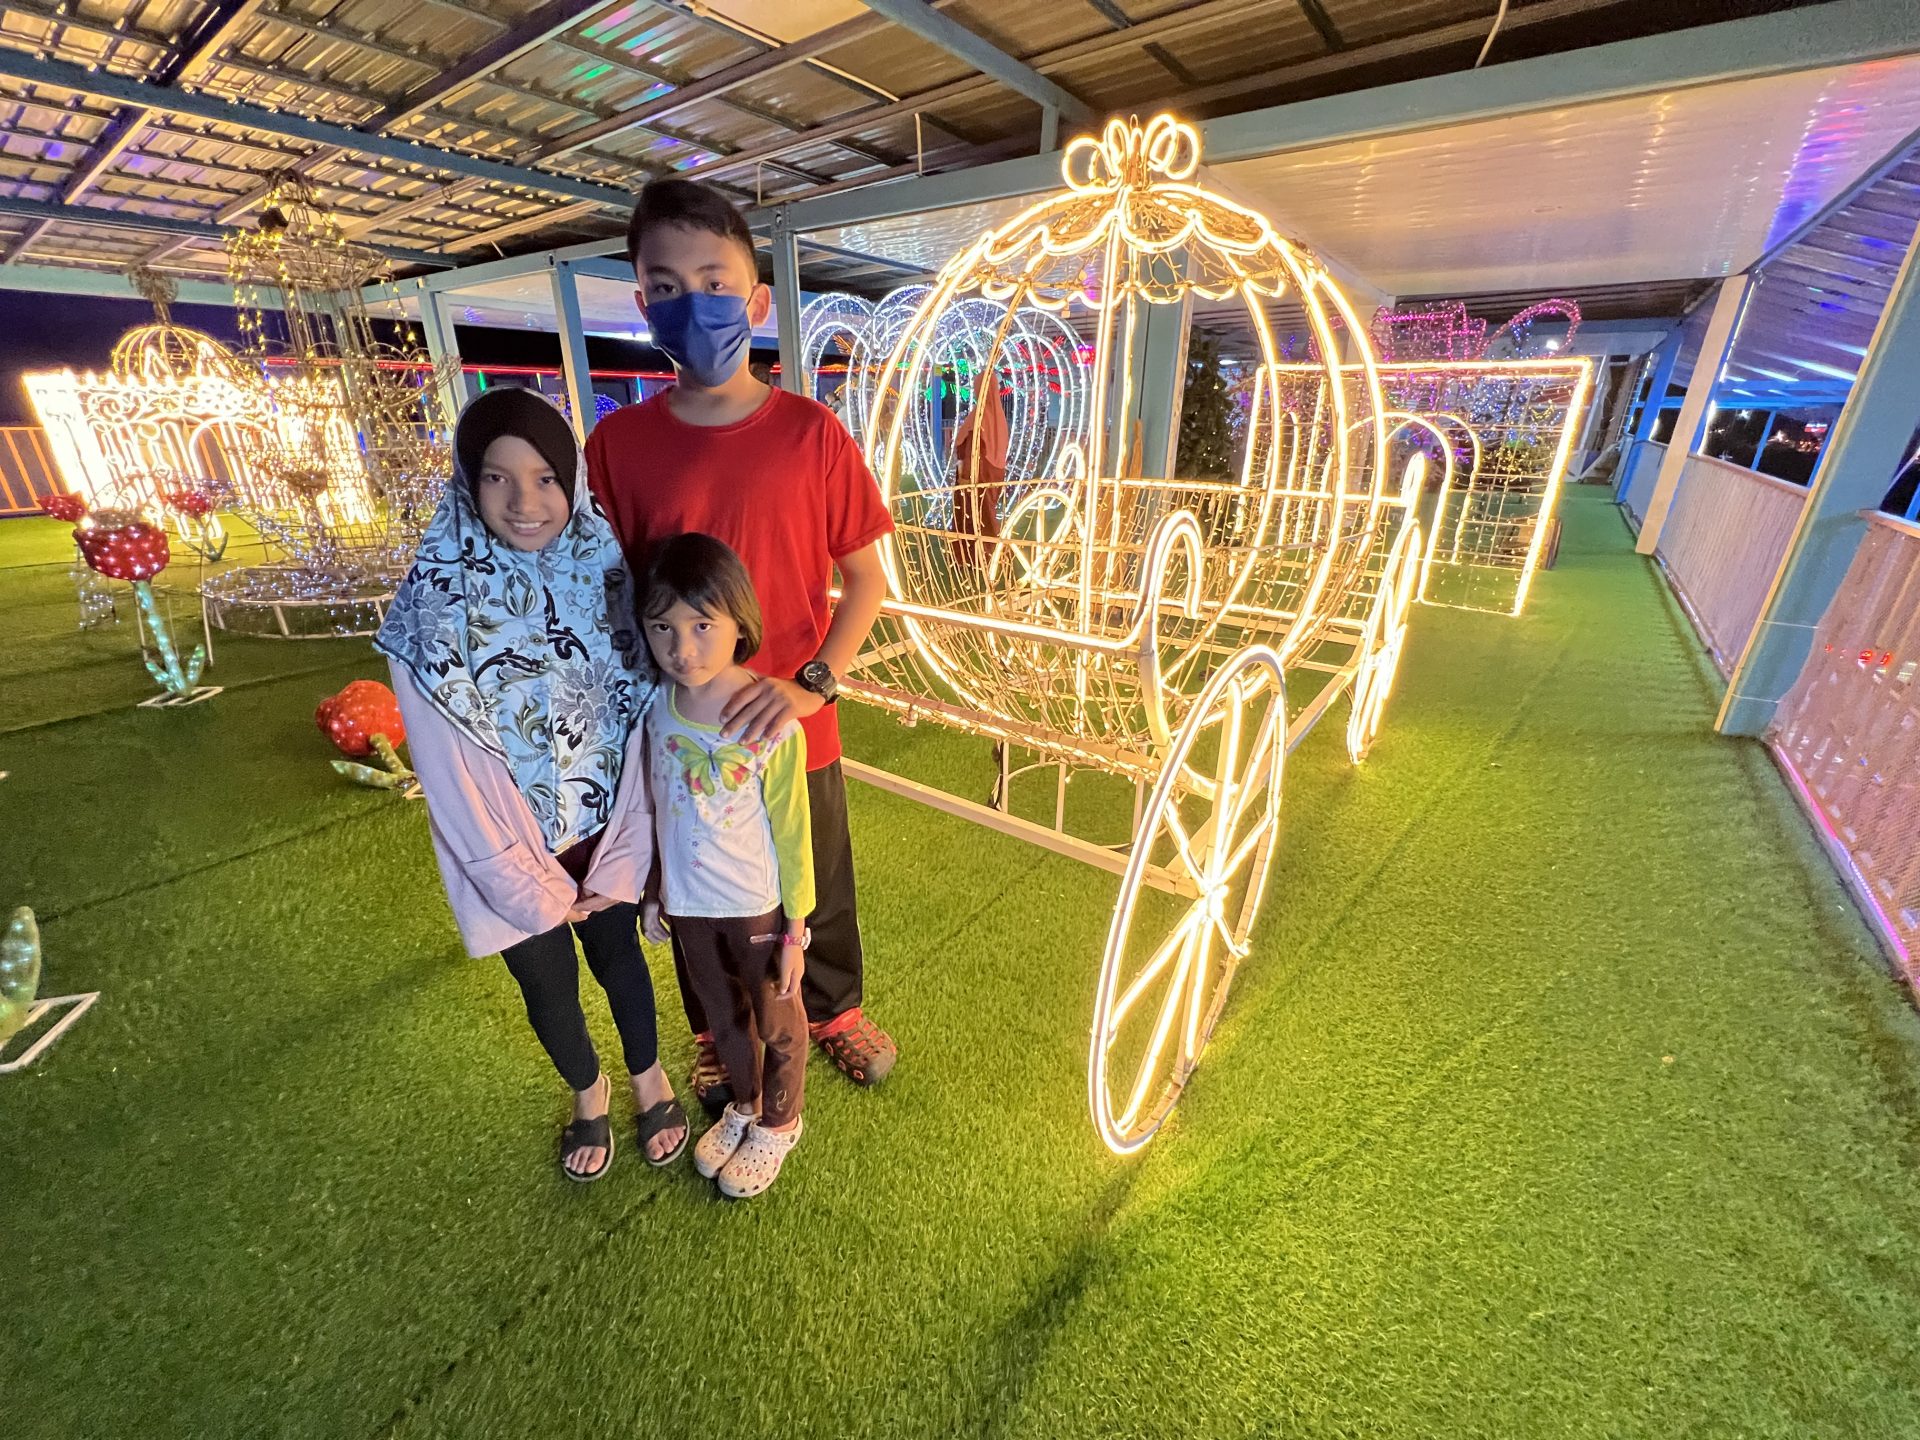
[316,680,416,793]
[72,508,207,699]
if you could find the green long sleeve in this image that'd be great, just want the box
[763,727,816,922]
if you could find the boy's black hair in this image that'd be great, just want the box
[626,178,757,275]
[641,532,763,663]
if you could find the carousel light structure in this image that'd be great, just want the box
[840,113,1432,1154]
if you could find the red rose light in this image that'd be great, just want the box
[315,679,407,759]
[73,510,170,581]
[163,486,214,519]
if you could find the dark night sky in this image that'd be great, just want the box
[0,292,735,423]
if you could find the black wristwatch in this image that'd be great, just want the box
[795,658,838,704]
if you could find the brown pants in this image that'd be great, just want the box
[671,908,806,1128]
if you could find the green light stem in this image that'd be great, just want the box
[133,580,188,694]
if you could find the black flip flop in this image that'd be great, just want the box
[637,1096,690,1168]
[560,1111,614,1183]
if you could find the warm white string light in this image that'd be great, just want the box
[837,113,1429,1153]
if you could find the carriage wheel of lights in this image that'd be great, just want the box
[841,113,1429,1153]
[207,172,454,637]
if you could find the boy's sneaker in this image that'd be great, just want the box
[693,1102,755,1179]
[717,1118,803,1199]
[689,1033,733,1117]
[811,1008,897,1086]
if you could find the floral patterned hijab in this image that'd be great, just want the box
[376,391,652,853]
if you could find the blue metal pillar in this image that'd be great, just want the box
[1617,328,1683,503]
[1747,409,1777,471]
[770,205,805,397]
[548,260,597,441]
[1637,274,1751,554]
[1717,235,1920,736]
[418,289,472,422]
[1133,272,1193,480]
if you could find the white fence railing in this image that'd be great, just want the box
[1772,512,1920,985]
[1652,454,1809,672]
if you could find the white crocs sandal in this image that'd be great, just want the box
[694,1102,755,1179]
[717,1117,803,1199]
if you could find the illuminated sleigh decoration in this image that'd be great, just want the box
[846,116,1428,1152]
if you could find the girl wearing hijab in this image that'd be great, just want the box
[377,386,688,1181]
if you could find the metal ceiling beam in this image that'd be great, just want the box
[0,260,240,305]
[856,0,1094,122]
[372,0,621,130]
[0,193,455,267]
[1201,0,1920,162]
[165,0,620,246]
[0,47,631,208]
[689,0,1490,196]
[772,0,1920,236]
[502,9,893,161]
[4,0,268,264]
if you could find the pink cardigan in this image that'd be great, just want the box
[390,664,655,958]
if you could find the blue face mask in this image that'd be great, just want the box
[645,291,754,388]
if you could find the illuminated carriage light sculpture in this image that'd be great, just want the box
[1262,292,1594,619]
[843,115,1429,1153]
[23,286,269,549]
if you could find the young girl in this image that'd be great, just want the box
[637,534,813,1199]
[376,386,688,1182]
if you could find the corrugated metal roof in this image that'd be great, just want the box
[0,0,1894,293]
[1718,151,1920,400]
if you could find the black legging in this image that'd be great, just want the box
[500,902,658,1092]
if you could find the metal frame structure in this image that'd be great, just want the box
[1,0,1912,300]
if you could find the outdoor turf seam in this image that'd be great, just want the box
[29,799,396,926]
[372,1188,669,1438]
[0,658,371,737]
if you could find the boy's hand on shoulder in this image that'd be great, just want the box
[722,676,821,744]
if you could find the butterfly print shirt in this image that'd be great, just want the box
[646,688,815,920]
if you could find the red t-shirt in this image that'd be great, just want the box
[586,387,893,769]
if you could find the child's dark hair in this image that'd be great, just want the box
[627,178,757,274]
[641,533,762,663]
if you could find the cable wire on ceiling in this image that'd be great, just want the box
[1475,0,1511,67]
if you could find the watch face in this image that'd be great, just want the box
[800,661,830,688]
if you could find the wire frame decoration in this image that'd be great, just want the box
[1269,296,1592,616]
[1386,360,1593,615]
[842,114,1429,1153]
[802,284,1092,519]
[205,173,454,636]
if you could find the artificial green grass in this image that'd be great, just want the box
[2,490,1917,1438]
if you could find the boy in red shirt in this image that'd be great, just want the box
[587,178,896,1110]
